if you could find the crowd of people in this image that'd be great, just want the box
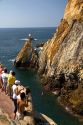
[0,64,31,120]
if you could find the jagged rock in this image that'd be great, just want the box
[37,0,83,117]
[63,0,83,23]
[14,41,32,67]
[14,0,83,118]
[24,116,35,125]
[14,35,39,69]
[14,0,83,82]
[78,69,83,81]
[38,0,83,77]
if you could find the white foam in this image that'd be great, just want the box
[20,38,29,41]
[9,59,15,62]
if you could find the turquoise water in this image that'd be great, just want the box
[0,28,82,125]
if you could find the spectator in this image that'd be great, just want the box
[1,68,8,93]
[7,71,16,98]
[16,92,28,120]
[12,80,21,119]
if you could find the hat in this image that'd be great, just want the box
[15,80,21,85]
[9,70,13,74]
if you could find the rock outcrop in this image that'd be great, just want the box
[14,0,83,117]
[38,0,83,77]
[14,40,32,67]
[38,0,83,116]
[14,35,39,69]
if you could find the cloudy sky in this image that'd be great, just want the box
[0,0,67,28]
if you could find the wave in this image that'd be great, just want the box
[20,38,29,41]
[20,38,38,41]
[9,59,15,62]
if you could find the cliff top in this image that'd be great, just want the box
[64,0,83,23]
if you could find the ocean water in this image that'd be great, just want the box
[0,28,82,125]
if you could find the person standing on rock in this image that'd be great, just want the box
[16,92,28,120]
[16,86,31,100]
[12,80,21,119]
[26,33,37,50]
[1,68,8,94]
[28,33,37,42]
[7,71,16,98]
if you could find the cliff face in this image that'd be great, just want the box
[15,0,83,76]
[64,0,83,22]
[15,0,83,116]
[38,0,83,77]
[38,0,83,116]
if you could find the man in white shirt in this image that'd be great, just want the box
[1,68,8,93]
[12,80,20,119]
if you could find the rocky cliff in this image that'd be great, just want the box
[15,0,83,117]
[38,0,83,77]
[38,0,83,116]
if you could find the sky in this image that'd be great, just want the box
[0,0,67,28]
